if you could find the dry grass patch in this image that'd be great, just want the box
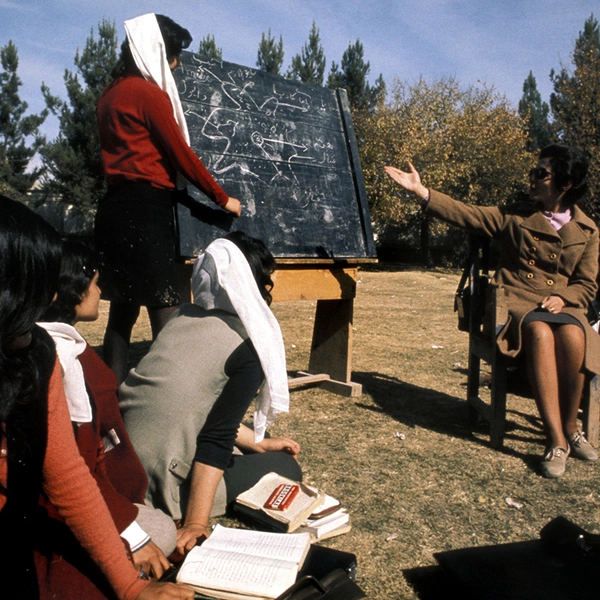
[78,268,600,600]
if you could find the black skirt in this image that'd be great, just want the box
[522,309,584,330]
[94,181,180,307]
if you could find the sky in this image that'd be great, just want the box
[1,0,598,141]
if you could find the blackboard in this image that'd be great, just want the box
[175,52,376,260]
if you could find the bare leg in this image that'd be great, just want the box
[522,321,567,449]
[554,324,586,436]
[103,302,140,385]
[147,305,178,340]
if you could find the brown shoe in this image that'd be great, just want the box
[568,431,598,461]
[540,446,569,478]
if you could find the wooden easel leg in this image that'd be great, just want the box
[307,299,361,397]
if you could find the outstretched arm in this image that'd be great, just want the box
[384,163,429,200]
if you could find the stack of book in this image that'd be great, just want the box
[235,473,351,540]
[297,494,351,541]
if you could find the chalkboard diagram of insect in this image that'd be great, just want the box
[175,52,375,260]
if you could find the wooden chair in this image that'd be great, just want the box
[462,235,600,449]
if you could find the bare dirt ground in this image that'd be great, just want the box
[79,267,600,599]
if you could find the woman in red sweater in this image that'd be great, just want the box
[0,196,193,600]
[96,13,241,383]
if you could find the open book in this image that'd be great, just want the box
[235,472,324,532]
[176,525,311,600]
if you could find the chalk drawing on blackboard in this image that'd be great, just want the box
[176,52,377,259]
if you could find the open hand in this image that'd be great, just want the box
[384,163,429,199]
[136,581,195,599]
[132,540,171,580]
[258,436,301,459]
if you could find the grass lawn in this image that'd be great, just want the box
[79,266,600,599]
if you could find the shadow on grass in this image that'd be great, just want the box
[353,371,545,465]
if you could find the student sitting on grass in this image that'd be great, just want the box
[120,232,302,555]
[0,196,193,600]
[37,241,181,596]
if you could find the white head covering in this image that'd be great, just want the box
[37,322,92,423]
[192,238,289,442]
[124,13,190,187]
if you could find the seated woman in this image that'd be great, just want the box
[385,144,600,478]
[0,196,193,600]
[120,232,302,553]
[36,242,177,598]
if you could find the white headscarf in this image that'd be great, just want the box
[37,322,92,423]
[192,238,289,442]
[124,13,190,187]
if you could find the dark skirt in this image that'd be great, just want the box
[94,181,180,307]
[522,309,584,330]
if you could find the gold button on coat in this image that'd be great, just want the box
[528,259,535,266]
[547,279,554,285]
[526,273,534,279]
[549,253,557,259]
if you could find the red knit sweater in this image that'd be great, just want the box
[97,74,228,207]
[1,361,148,600]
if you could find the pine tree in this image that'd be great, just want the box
[327,40,385,111]
[39,19,118,220]
[550,14,600,219]
[0,40,47,194]
[198,34,222,60]
[288,22,326,85]
[256,29,284,75]
[518,71,553,152]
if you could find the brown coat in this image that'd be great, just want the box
[427,190,600,374]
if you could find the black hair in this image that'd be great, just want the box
[0,196,63,421]
[539,144,588,204]
[155,14,192,60]
[225,231,276,305]
[112,13,192,78]
[42,241,98,325]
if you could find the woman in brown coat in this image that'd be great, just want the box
[385,144,599,478]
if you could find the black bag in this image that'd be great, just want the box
[454,263,471,332]
[275,569,367,600]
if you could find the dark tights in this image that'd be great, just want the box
[103,302,178,384]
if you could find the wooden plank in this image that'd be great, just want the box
[308,298,354,383]
[271,268,357,302]
[296,371,362,397]
[287,373,330,389]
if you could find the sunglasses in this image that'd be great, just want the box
[529,167,553,181]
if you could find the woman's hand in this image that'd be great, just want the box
[384,163,429,200]
[132,540,171,580]
[540,295,566,314]
[258,436,301,459]
[176,522,211,555]
[136,581,195,599]
[224,196,242,217]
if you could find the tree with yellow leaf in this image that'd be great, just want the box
[357,77,531,264]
